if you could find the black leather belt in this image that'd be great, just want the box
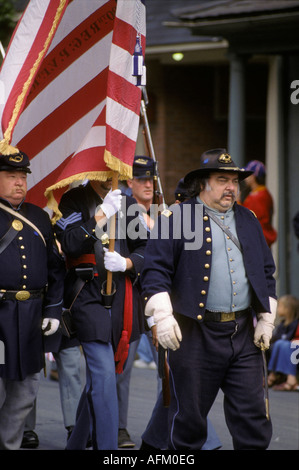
[204,308,250,322]
[0,289,45,301]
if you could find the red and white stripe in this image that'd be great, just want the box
[0,0,145,211]
[105,0,146,172]
[0,0,69,140]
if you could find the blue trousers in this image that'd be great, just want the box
[137,334,155,362]
[66,340,118,450]
[268,339,298,376]
[141,389,222,450]
[117,332,161,429]
[168,313,272,450]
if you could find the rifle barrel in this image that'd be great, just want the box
[140,98,166,210]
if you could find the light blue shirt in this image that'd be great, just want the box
[197,198,251,312]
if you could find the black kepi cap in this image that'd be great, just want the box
[0,150,31,174]
[133,155,156,179]
[174,178,191,202]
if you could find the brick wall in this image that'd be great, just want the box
[146,60,267,204]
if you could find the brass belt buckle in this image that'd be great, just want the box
[220,312,235,322]
[15,290,30,301]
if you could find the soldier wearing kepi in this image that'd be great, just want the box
[0,149,64,450]
[117,155,158,448]
[55,177,147,450]
[141,148,277,450]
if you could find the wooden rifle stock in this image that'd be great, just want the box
[140,87,170,407]
[158,345,170,408]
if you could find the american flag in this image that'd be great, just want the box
[0,0,146,215]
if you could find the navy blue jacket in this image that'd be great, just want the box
[0,199,64,380]
[54,182,146,349]
[141,198,276,321]
[271,319,299,343]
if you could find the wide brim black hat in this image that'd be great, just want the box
[184,148,252,185]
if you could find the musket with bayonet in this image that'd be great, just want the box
[140,87,167,214]
[140,86,170,407]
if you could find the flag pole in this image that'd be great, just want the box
[140,88,170,408]
[106,170,118,296]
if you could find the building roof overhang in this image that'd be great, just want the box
[165,1,299,54]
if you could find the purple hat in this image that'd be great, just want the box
[243,160,266,179]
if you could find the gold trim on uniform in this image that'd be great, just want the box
[135,158,148,165]
[218,166,241,171]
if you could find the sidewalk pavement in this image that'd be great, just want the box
[26,357,299,452]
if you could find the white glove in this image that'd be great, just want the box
[254,297,277,349]
[100,189,122,219]
[103,248,127,272]
[42,318,60,336]
[145,292,182,351]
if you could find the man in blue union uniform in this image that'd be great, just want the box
[55,177,147,450]
[0,149,64,449]
[141,148,277,450]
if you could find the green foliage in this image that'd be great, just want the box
[0,0,17,46]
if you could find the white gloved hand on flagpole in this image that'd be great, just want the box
[100,189,122,219]
[103,248,127,272]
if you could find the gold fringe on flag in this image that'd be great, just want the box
[104,150,133,180]
[45,151,133,223]
[45,170,118,223]
[45,151,134,223]
[0,139,20,155]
